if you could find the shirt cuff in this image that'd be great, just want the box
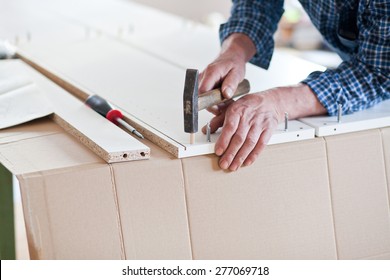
[301,63,389,116]
[219,20,274,70]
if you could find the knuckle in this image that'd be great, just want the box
[246,136,258,147]
[236,155,246,165]
[247,153,259,164]
[233,134,245,144]
[258,139,268,147]
[223,120,236,131]
[224,152,236,162]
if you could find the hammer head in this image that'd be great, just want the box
[183,69,199,134]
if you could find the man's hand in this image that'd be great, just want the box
[202,92,281,171]
[200,33,326,171]
[201,85,327,171]
[199,33,256,115]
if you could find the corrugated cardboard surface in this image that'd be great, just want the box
[381,128,390,210]
[111,144,192,259]
[1,120,390,259]
[324,129,390,259]
[182,139,337,259]
[19,164,123,259]
[0,119,192,259]
[0,119,103,175]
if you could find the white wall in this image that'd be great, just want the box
[129,0,232,23]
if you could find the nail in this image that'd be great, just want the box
[206,122,211,142]
[230,163,238,171]
[215,147,223,156]
[224,87,233,98]
[220,160,229,170]
[337,103,342,123]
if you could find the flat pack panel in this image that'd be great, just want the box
[182,138,337,259]
[0,60,149,162]
[300,99,390,136]
[0,128,103,176]
[0,81,53,129]
[325,129,390,259]
[0,1,86,45]
[18,37,318,158]
[0,119,63,145]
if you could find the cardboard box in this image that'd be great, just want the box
[2,119,390,259]
[0,119,191,259]
[324,129,390,259]
[182,138,336,259]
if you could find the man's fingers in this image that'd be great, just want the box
[228,126,263,171]
[206,105,220,115]
[221,69,244,99]
[243,128,273,167]
[218,123,250,170]
[206,99,235,115]
[201,112,225,134]
[199,67,224,93]
[214,112,240,156]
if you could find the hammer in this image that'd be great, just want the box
[183,69,250,144]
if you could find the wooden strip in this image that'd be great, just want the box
[17,52,183,158]
[0,60,150,163]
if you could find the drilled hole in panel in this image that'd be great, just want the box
[140,152,146,157]
[123,153,128,158]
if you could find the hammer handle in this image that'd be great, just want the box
[198,79,250,111]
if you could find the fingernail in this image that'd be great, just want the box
[230,163,238,171]
[220,160,229,170]
[224,87,233,98]
[215,147,223,156]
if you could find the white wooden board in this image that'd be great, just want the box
[0,2,86,46]
[7,0,324,158]
[0,79,53,129]
[300,99,390,136]
[0,60,150,162]
[36,0,326,89]
[17,37,318,158]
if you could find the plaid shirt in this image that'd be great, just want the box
[220,0,390,115]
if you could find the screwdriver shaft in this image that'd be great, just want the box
[116,118,144,139]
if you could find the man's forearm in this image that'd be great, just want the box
[261,83,327,122]
[220,33,257,64]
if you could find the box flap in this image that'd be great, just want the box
[0,119,103,175]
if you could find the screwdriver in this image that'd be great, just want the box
[85,94,144,139]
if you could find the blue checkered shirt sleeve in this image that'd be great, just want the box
[220,0,390,116]
[302,1,390,115]
[219,0,284,69]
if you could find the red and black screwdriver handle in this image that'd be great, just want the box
[85,94,123,124]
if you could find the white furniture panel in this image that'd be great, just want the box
[300,99,390,136]
[18,36,319,158]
